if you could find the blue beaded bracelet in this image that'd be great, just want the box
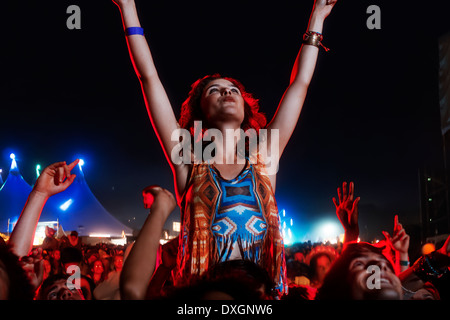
[125,27,144,36]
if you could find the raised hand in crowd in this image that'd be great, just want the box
[382,215,410,273]
[333,181,360,244]
[9,160,79,258]
[120,186,176,300]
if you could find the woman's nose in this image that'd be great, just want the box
[222,88,232,95]
[59,289,73,300]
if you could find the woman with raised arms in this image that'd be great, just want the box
[113,0,338,297]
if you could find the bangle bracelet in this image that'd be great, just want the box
[125,27,144,36]
[303,31,330,52]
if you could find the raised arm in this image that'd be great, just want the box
[333,181,360,245]
[8,160,78,258]
[382,215,410,274]
[113,1,188,195]
[267,0,337,157]
[120,186,176,300]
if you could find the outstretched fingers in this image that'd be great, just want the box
[332,197,338,209]
[342,182,348,201]
[348,181,354,201]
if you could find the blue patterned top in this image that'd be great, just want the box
[208,161,267,263]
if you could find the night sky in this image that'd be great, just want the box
[1,0,449,243]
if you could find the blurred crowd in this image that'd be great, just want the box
[1,161,449,301]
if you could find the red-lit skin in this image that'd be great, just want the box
[113,0,338,299]
[200,79,245,133]
[112,0,338,200]
[121,186,177,299]
[348,251,403,300]
[333,181,360,244]
[142,192,155,210]
[311,255,332,288]
[399,234,450,296]
[40,278,85,301]
[91,260,105,285]
[113,255,124,272]
[3,160,79,296]
[382,215,410,274]
[8,160,79,258]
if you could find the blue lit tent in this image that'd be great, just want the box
[0,155,33,233]
[0,155,133,237]
[41,161,134,237]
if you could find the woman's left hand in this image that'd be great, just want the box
[313,0,338,19]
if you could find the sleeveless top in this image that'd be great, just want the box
[175,156,287,296]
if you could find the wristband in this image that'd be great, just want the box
[400,260,410,267]
[125,27,144,36]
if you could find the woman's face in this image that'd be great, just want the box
[92,260,104,275]
[200,78,245,128]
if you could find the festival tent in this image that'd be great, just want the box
[40,162,134,238]
[0,156,32,233]
[0,156,133,238]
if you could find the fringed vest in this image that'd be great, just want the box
[174,157,287,296]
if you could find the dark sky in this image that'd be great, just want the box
[1,0,449,242]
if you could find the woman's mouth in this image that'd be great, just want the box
[222,97,235,103]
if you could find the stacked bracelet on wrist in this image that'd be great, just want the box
[303,31,330,52]
[125,27,144,36]
[411,252,449,281]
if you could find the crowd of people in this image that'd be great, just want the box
[1,0,449,302]
[1,161,449,301]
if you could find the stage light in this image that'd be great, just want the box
[78,158,85,172]
[422,243,436,255]
[279,208,297,244]
[9,153,17,170]
[59,199,74,211]
[315,220,343,243]
[36,164,41,178]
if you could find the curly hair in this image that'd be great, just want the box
[178,74,267,136]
